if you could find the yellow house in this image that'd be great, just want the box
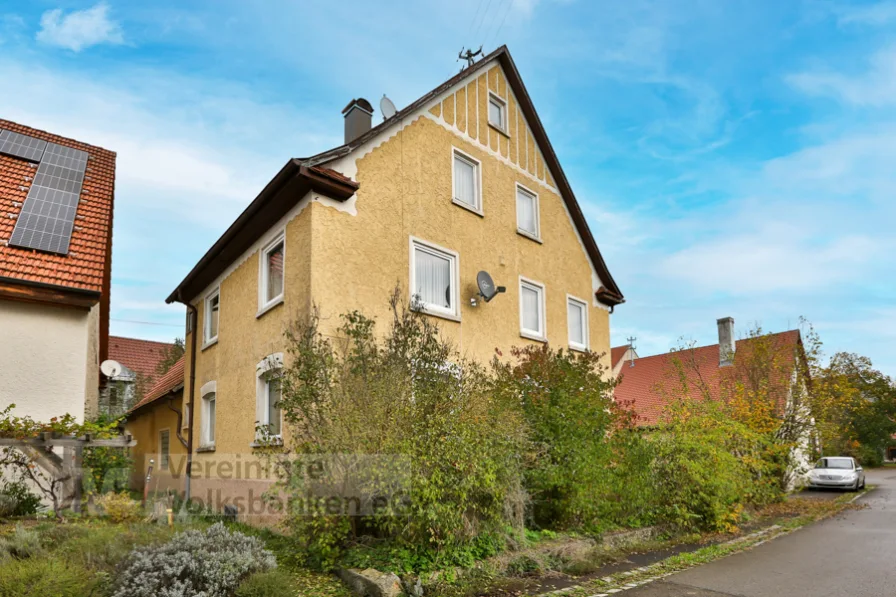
[148,46,624,514]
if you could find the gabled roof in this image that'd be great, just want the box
[128,355,184,413]
[109,336,175,383]
[166,45,623,307]
[0,119,115,295]
[611,345,630,369]
[614,330,802,426]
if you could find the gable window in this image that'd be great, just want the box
[488,92,507,133]
[516,184,540,240]
[519,277,546,341]
[159,429,170,471]
[256,353,284,442]
[410,238,459,320]
[201,386,216,448]
[567,295,589,351]
[259,234,285,315]
[204,289,219,345]
[452,149,481,213]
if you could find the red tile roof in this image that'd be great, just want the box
[0,119,115,294]
[614,330,802,426]
[109,336,175,383]
[611,345,630,369]
[129,355,184,413]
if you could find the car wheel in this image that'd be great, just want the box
[852,479,860,492]
[861,478,866,489]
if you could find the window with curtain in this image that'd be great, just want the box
[411,240,457,317]
[516,185,539,238]
[567,297,588,350]
[453,151,480,210]
[520,279,545,339]
[204,290,219,343]
[263,240,284,306]
[202,392,216,446]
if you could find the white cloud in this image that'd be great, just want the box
[36,3,124,52]
[787,45,896,106]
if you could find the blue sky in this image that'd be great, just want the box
[1,1,894,375]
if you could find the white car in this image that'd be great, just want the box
[807,456,865,491]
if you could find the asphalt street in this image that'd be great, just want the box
[623,468,896,597]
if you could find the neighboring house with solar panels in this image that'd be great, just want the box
[135,46,624,511]
[0,119,115,423]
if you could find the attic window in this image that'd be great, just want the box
[488,92,507,133]
[259,233,285,316]
[452,149,481,213]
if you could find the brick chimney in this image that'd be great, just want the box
[717,317,735,367]
[342,98,374,144]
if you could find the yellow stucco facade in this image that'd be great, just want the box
[126,392,188,494]
[169,60,618,514]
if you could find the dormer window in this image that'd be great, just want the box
[488,92,508,133]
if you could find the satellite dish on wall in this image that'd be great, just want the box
[380,94,397,120]
[101,359,123,378]
[476,271,506,303]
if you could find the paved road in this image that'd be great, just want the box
[625,468,896,597]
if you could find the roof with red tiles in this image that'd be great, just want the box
[614,330,802,426]
[109,336,176,383]
[0,119,115,294]
[129,355,184,413]
[611,345,630,369]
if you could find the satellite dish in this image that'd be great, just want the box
[477,271,506,303]
[101,359,123,378]
[380,94,397,120]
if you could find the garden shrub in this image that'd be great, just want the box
[95,491,143,523]
[0,480,42,518]
[112,522,276,597]
[0,557,93,597]
[235,569,295,597]
[0,525,42,559]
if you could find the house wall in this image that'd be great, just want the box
[0,299,98,422]
[125,394,188,494]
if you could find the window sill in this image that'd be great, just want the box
[250,437,284,449]
[488,122,510,138]
[201,337,218,351]
[256,296,284,319]
[517,229,542,244]
[197,444,216,453]
[520,331,547,343]
[413,306,461,323]
[451,198,484,217]
[569,344,589,354]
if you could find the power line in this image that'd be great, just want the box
[111,318,182,328]
[466,0,487,42]
[488,0,515,48]
[471,0,495,43]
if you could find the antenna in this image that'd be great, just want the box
[457,46,483,69]
[101,359,123,378]
[473,271,506,305]
[626,336,637,368]
[380,94,397,120]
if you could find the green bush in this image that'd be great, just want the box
[0,480,42,518]
[235,569,295,597]
[95,491,143,523]
[0,557,93,597]
[0,525,42,559]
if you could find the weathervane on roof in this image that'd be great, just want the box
[458,46,483,69]
[627,336,637,368]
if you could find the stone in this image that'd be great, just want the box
[337,567,404,597]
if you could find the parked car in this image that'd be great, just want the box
[807,456,865,491]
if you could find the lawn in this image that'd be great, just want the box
[0,516,352,597]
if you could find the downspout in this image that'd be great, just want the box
[179,299,198,503]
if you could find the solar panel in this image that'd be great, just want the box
[0,129,47,163]
[8,141,89,255]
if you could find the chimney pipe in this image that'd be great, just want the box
[342,98,374,144]
[717,317,735,367]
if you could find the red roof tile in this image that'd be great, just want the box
[0,119,115,294]
[611,345,629,369]
[129,356,184,413]
[614,330,802,426]
[109,336,175,383]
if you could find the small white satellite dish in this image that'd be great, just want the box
[380,94,397,120]
[101,359,123,378]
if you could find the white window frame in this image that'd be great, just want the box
[516,182,541,242]
[519,277,547,342]
[566,294,589,352]
[203,288,220,348]
[488,91,509,135]
[182,404,190,431]
[255,353,284,444]
[200,381,216,449]
[159,428,170,471]
[451,147,483,215]
[409,236,461,321]
[258,231,286,317]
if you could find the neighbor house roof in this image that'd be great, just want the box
[109,336,176,383]
[0,119,115,296]
[166,45,623,307]
[611,345,630,369]
[128,355,184,413]
[614,330,802,426]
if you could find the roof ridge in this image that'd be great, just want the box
[627,329,802,362]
